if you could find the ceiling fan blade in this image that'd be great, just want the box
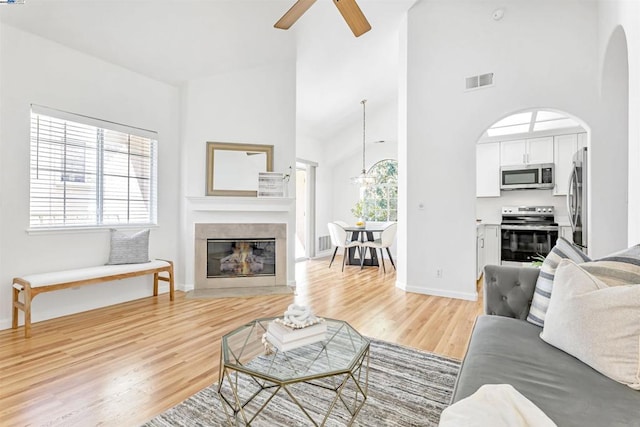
[274,0,317,30]
[333,0,371,37]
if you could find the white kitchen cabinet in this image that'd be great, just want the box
[476,225,485,280]
[477,224,501,279]
[577,132,587,150]
[500,137,553,166]
[484,225,501,267]
[553,133,586,196]
[526,137,554,163]
[476,142,500,197]
[500,140,526,165]
[553,134,577,196]
[560,226,573,243]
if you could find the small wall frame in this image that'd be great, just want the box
[206,142,274,196]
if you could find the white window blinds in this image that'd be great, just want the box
[29,106,158,229]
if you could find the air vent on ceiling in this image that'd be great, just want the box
[465,73,494,91]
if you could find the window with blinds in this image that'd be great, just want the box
[29,106,158,229]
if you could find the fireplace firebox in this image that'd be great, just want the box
[207,238,276,278]
[193,223,289,296]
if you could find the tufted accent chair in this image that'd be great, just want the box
[483,264,540,320]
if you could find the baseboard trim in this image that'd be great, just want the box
[180,283,194,292]
[396,281,478,301]
[0,317,11,331]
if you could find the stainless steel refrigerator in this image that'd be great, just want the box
[567,147,587,252]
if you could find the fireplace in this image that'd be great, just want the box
[192,223,290,297]
[207,238,276,278]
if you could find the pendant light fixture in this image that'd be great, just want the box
[351,99,375,186]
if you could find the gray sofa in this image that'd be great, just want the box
[451,264,640,426]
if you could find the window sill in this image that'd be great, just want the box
[26,224,159,235]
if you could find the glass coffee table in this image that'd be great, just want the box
[218,317,370,426]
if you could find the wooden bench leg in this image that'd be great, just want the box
[12,287,19,330]
[24,289,32,339]
[153,273,159,297]
[168,265,174,301]
[12,283,33,338]
[154,264,175,301]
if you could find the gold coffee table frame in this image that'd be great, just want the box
[218,317,370,426]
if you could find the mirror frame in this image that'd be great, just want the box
[206,142,274,196]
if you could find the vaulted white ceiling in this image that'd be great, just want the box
[0,0,414,145]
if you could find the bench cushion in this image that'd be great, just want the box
[13,259,170,289]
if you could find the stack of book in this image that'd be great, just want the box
[266,320,327,352]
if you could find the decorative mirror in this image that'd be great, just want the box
[206,142,274,196]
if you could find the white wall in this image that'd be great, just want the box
[0,25,181,329]
[402,0,601,300]
[597,1,640,249]
[180,61,297,287]
[590,24,629,257]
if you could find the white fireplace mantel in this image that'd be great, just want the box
[186,196,294,213]
[183,196,296,291]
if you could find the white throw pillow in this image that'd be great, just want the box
[540,259,640,389]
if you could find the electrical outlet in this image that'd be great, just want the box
[436,269,443,278]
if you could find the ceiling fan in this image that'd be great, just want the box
[274,0,372,37]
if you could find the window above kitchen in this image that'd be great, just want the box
[480,109,585,143]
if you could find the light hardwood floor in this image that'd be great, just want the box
[0,257,483,427]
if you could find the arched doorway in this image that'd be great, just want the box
[475,108,590,271]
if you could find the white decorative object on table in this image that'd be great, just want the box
[280,304,322,328]
[263,304,327,352]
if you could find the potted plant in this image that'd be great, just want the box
[351,200,366,228]
[530,253,546,268]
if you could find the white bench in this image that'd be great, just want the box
[12,259,174,338]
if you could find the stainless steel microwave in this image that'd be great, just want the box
[500,163,554,190]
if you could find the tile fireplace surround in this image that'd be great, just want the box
[190,222,291,298]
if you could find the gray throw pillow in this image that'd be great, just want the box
[106,229,151,265]
[580,244,640,286]
[526,237,590,327]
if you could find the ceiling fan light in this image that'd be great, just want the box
[351,170,376,186]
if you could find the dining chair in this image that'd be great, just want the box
[360,222,397,272]
[327,222,361,271]
[333,220,353,242]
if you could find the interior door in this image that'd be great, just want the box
[295,167,307,260]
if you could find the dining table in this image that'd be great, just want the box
[343,225,386,267]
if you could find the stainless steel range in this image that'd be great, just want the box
[500,206,559,264]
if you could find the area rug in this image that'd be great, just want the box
[143,339,460,427]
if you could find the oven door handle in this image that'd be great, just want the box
[500,225,559,231]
